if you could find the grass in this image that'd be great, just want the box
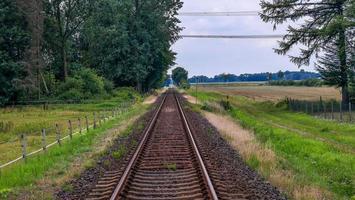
[0,100,149,196]
[112,145,127,160]
[166,163,177,171]
[0,88,141,165]
[187,89,354,199]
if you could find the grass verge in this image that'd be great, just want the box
[0,102,149,199]
[0,87,141,165]
[187,90,354,200]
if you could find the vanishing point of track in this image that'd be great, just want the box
[88,90,218,200]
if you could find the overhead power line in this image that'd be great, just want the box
[179,11,260,16]
[180,34,284,39]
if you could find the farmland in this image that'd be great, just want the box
[186,85,354,199]
[196,83,341,102]
[0,88,141,165]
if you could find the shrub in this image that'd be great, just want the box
[104,79,114,94]
[58,89,84,101]
[75,68,104,96]
[268,79,323,87]
[56,68,109,100]
[57,78,84,95]
[219,100,232,111]
[179,79,190,89]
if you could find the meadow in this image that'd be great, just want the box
[0,88,142,165]
[187,86,354,199]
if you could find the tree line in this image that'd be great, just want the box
[189,70,320,83]
[0,0,182,105]
[260,0,355,104]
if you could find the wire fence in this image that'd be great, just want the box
[0,100,135,171]
[286,97,354,122]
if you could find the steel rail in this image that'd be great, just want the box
[110,93,168,200]
[174,93,219,200]
[110,91,219,199]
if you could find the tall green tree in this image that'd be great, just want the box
[43,0,92,81]
[0,0,30,105]
[172,67,188,86]
[260,0,355,103]
[83,0,182,92]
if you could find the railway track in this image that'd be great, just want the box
[87,90,218,200]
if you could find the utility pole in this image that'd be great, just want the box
[195,77,198,104]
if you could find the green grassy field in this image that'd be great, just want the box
[187,90,354,199]
[0,88,141,165]
[0,98,149,198]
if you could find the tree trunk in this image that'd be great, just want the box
[137,81,142,93]
[338,15,349,104]
[342,86,350,105]
[61,42,68,81]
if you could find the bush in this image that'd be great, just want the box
[56,68,108,100]
[104,79,114,94]
[75,68,105,96]
[179,79,190,89]
[58,78,84,94]
[58,89,84,101]
[219,100,232,110]
[268,79,323,87]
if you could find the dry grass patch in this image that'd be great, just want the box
[183,94,200,105]
[199,85,340,102]
[143,89,166,105]
[203,111,333,200]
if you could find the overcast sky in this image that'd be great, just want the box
[172,0,316,77]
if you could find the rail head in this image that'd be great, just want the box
[174,92,219,200]
[110,93,168,200]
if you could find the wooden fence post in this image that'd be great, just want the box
[56,123,61,146]
[331,102,334,120]
[68,120,73,139]
[41,129,47,151]
[78,118,82,134]
[340,102,343,122]
[93,112,97,129]
[323,103,327,119]
[349,102,352,122]
[85,116,89,132]
[311,102,314,114]
[20,134,27,161]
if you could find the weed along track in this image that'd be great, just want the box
[82,90,285,200]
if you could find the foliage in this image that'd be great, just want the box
[2,0,182,103]
[189,70,320,83]
[0,0,30,105]
[75,68,105,96]
[56,68,112,100]
[104,79,114,95]
[43,0,92,80]
[82,0,182,92]
[268,79,324,87]
[172,67,188,86]
[260,0,355,104]
[179,79,190,89]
